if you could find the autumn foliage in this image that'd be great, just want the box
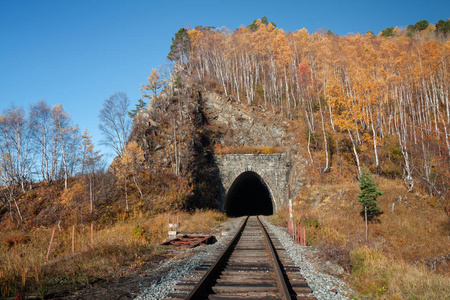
[183,22,450,205]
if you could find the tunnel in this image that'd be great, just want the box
[224,171,274,217]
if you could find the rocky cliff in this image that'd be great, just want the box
[128,74,308,210]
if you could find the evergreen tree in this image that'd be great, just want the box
[381,27,394,37]
[408,19,431,32]
[167,28,191,63]
[436,19,450,35]
[128,99,146,119]
[358,168,383,222]
[247,16,276,32]
[414,19,430,31]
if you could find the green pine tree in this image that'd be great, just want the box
[167,28,191,62]
[128,98,146,119]
[381,27,394,37]
[358,168,383,222]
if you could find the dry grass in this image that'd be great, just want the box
[0,210,226,298]
[273,177,449,299]
[351,246,450,299]
[214,145,282,155]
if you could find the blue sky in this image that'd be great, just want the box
[1,0,448,162]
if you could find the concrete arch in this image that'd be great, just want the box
[224,171,276,216]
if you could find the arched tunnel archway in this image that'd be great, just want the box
[224,171,274,217]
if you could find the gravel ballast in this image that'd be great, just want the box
[136,217,353,300]
[262,217,354,299]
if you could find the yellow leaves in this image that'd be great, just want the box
[187,29,203,46]
[273,32,293,69]
[60,181,88,206]
[326,76,359,131]
[141,69,166,98]
[267,22,276,32]
[393,26,400,36]
[296,28,308,38]
[424,23,436,34]
[124,141,144,164]
[113,141,145,182]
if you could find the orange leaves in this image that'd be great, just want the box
[113,141,145,180]
[60,181,88,207]
[273,30,293,69]
[297,60,311,87]
[187,29,203,46]
[326,76,358,131]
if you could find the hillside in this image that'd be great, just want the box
[0,17,449,299]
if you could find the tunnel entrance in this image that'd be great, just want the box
[224,171,274,217]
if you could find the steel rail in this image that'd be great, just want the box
[185,216,249,299]
[257,215,292,300]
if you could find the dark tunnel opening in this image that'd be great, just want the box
[224,171,274,217]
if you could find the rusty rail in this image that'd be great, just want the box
[182,216,300,299]
[167,215,315,299]
[185,216,249,299]
[258,215,291,300]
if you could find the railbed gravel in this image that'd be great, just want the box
[262,217,354,299]
[136,216,353,300]
[135,217,244,300]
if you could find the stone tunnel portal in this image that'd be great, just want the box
[224,171,274,217]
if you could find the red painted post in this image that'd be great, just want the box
[90,222,94,247]
[288,219,290,236]
[300,225,303,245]
[303,226,306,246]
[300,225,305,245]
[290,220,292,236]
[46,228,56,261]
[294,222,298,243]
[292,220,295,241]
[290,220,292,237]
[72,225,75,254]
[293,222,296,242]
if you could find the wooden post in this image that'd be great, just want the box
[46,228,56,261]
[292,221,295,241]
[72,225,75,254]
[303,226,306,246]
[90,222,94,247]
[299,224,302,245]
[294,222,297,243]
[365,206,368,242]
[300,225,303,246]
[290,220,292,236]
[288,220,291,235]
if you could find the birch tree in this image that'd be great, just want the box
[99,92,131,158]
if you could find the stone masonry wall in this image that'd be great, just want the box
[214,153,289,212]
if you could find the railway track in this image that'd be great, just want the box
[165,216,316,299]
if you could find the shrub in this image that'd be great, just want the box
[2,233,30,247]
[302,217,320,228]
